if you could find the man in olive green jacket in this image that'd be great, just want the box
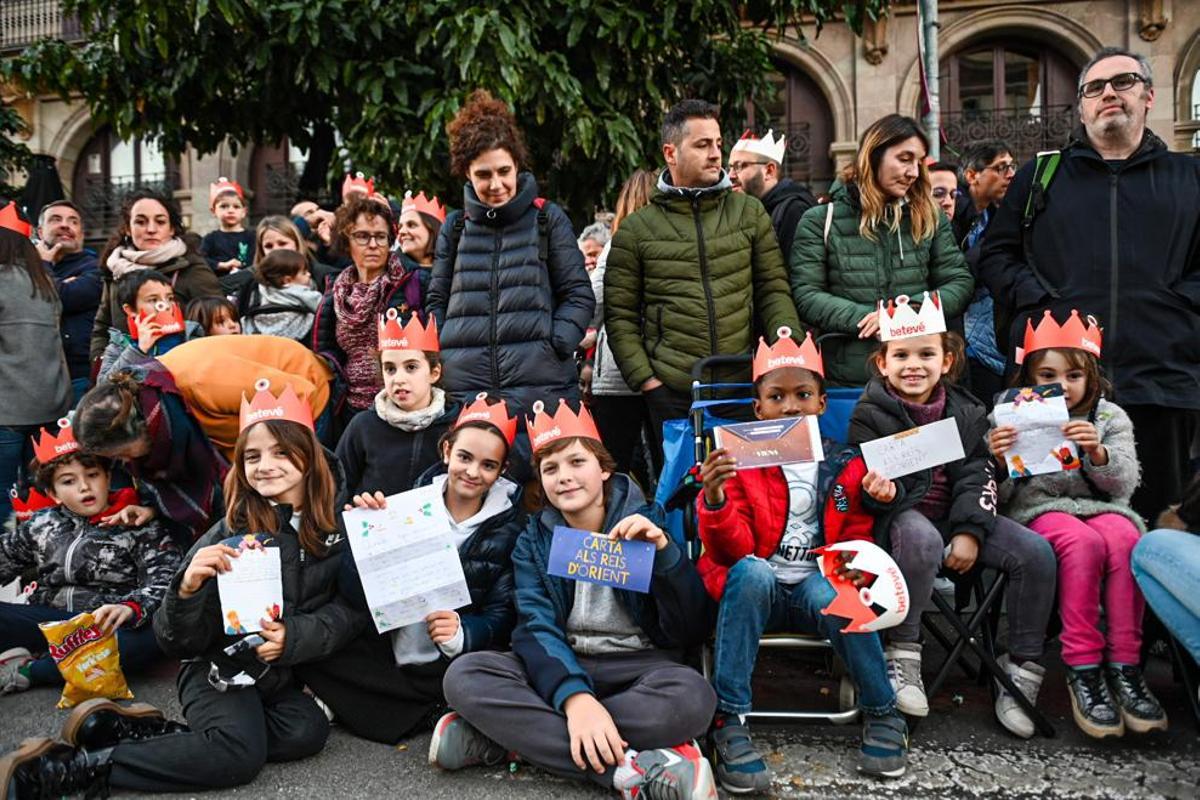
[605,100,801,455]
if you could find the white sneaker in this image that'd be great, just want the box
[885,642,928,717]
[0,647,32,695]
[994,654,1045,739]
[613,742,717,800]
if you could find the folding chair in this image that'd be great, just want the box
[1167,634,1200,733]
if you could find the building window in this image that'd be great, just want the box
[747,60,835,192]
[71,127,180,241]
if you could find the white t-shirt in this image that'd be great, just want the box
[768,462,821,584]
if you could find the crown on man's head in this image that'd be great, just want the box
[455,392,518,446]
[730,128,786,165]
[208,177,245,208]
[377,309,439,352]
[527,398,601,454]
[1015,309,1103,365]
[239,378,314,433]
[402,190,446,224]
[0,202,31,238]
[752,326,824,381]
[33,417,80,465]
[878,292,947,341]
[342,172,375,201]
[11,485,57,521]
[126,301,185,340]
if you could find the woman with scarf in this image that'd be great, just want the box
[88,189,223,371]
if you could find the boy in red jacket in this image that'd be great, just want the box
[696,329,907,792]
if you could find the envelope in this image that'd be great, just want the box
[712,416,825,470]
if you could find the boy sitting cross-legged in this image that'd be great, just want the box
[696,328,909,793]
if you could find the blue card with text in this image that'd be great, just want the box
[547,526,655,594]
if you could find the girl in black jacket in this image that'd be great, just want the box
[848,331,1056,740]
[4,401,361,797]
[299,394,526,744]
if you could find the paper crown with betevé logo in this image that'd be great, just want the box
[402,190,446,224]
[455,392,518,447]
[342,172,375,200]
[730,128,786,165]
[526,398,601,454]
[33,417,80,464]
[208,177,245,208]
[239,378,314,433]
[377,309,439,353]
[877,291,947,341]
[0,202,31,238]
[1015,309,1103,365]
[126,300,185,341]
[11,485,57,521]
[752,326,824,381]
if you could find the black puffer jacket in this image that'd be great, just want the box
[760,177,817,260]
[847,377,998,548]
[426,172,594,414]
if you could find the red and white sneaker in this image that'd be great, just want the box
[0,648,32,695]
[427,712,509,771]
[613,741,718,800]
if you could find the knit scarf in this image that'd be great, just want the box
[374,386,447,432]
[886,381,952,520]
[332,256,404,410]
[106,238,188,280]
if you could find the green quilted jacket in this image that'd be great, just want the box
[604,172,801,393]
[789,180,973,386]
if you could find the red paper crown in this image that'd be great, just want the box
[126,301,185,340]
[527,398,601,454]
[401,191,447,224]
[377,309,439,352]
[33,417,80,464]
[1016,309,1103,365]
[209,177,245,207]
[752,326,824,381]
[239,378,314,432]
[10,485,57,521]
[0,202,31,237]
[455,392,518,446]
[342,172,375,200]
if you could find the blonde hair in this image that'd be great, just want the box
[612,169,657,233]
[840,114,939,244]
[254,215,311,268]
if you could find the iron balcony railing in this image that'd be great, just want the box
[0,0,82,52]
[940,104,1076,165]
[76,171,181,239]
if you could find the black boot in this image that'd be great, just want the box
[1104,663,1168,734]
[1065,665,1123,739]
[61,699,188,750]
[1,737,112,799]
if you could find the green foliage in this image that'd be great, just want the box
[0,101,32,198]
[2,0,886,217]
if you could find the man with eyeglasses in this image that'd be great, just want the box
[727,129,816,259]
[979,46,1200,526]
[927,161,960,221]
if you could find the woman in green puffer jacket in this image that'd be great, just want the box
[789,115,973,386]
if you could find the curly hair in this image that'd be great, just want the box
[331,196,395,259]
[447,90,529,178]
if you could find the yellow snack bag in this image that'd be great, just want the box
[39,611,133,709]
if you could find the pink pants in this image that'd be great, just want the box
[1027,511,1144,667]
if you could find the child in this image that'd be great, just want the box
[98,270,204,380]
[185,296,241,336]
[848,328,1057,739]
[298,394,525,743]
[1,381,360,795]
[238,249,323,341]
[433,400,719,800]
[989,309,1166,737]
[336,313,460,498]
[0,418,178,694]
[696,329,907,791]
[199,178,255,276]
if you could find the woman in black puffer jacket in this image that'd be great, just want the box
[426,90,594,417]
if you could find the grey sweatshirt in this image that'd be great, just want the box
[0,266,71,425]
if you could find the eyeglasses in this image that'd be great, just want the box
[931,187,960,200]
[728,160,769,173]
[983,161,1018,175]
[1078,72,1147,99]
[349,231,390,247]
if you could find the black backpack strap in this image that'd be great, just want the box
[1023,150,1062,228]
[447,211,467,275]
[534,197,549,264]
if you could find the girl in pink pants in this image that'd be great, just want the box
[988,309,1166,740]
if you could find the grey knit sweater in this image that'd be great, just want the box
[996,398,1144,532]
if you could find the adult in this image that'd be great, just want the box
[395,190,445,314]
[605,99,800,453]
[0,209,71,524]
[728,128,817,260]
[978,47,1200,522]
[1132,476,1200,667]
[576,222,610,272]
[789,114,974,386]
[89,189,222,369]
[426,89,594,415]
[36,200,101,405]
[313,196,413,431]
[927,162,960,222]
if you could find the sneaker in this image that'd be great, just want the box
[428,712,508,771]
[858,711,908,778]
[613,742,718,800]
[884,642,928,717]
[1065,666,1123,739]
[0,647,33,695]
[994,654,1045,739]
[1,737,111,799]
[60,698,187,749]
[709,713,771,794]
[1104,664,1168,734]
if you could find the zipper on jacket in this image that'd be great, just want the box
[409,430,424,487]
[1107,172,1119,389]
[62,520,87,612]
[691,197,719,358]
[489,229,502,390]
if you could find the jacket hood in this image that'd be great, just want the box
[760,178,811,210]
[536,473,647,535]
[463,171,539,227]
[655,167,732,198]
[1066,124,1167,163]
[415,461,524,527]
